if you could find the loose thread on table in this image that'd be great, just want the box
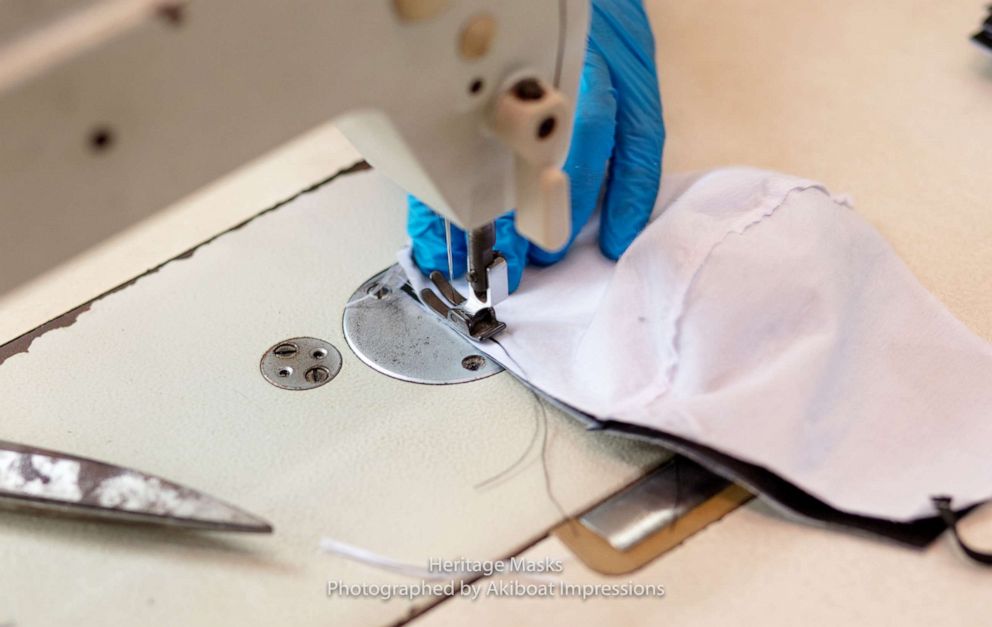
[471,376,573,530]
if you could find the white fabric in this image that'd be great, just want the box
[401,168,992,522]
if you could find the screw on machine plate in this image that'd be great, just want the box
[305,366,331,384]
[461,355,486,371]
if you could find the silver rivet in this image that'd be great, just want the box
[462,355,486,371]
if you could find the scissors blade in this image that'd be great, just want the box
[0,440,271,533]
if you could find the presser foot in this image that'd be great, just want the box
[420,270,506,341]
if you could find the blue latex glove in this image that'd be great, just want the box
[408,0,664,292]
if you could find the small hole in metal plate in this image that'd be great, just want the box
[278,367,293,377]
[312,348,327,359]
[461,355,486,371]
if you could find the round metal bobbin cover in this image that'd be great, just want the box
[342,266,503,385]
[260,337,342,391]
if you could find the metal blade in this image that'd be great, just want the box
[0,440,272,533]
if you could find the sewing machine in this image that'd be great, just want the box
[0,2,704,624]
[0,0,590,338]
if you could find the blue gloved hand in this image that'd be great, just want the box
[409,0,664,292]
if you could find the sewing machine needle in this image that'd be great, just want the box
[444,218,454,281]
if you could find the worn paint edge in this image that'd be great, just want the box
[0,160,371,366]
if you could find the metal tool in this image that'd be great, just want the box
[0,440,272,533]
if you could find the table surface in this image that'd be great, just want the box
[1,0,991,626]
[0,159,669,627]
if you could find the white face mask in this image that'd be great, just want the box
[403,167,992,528]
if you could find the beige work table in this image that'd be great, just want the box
[1,1,991,626]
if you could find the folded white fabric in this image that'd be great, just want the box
[402,168,992,521]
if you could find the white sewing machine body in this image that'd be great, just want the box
[0,0,587,298]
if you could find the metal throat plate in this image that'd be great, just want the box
[342,266,503,384]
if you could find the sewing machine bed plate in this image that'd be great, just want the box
[0,168,666,626]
